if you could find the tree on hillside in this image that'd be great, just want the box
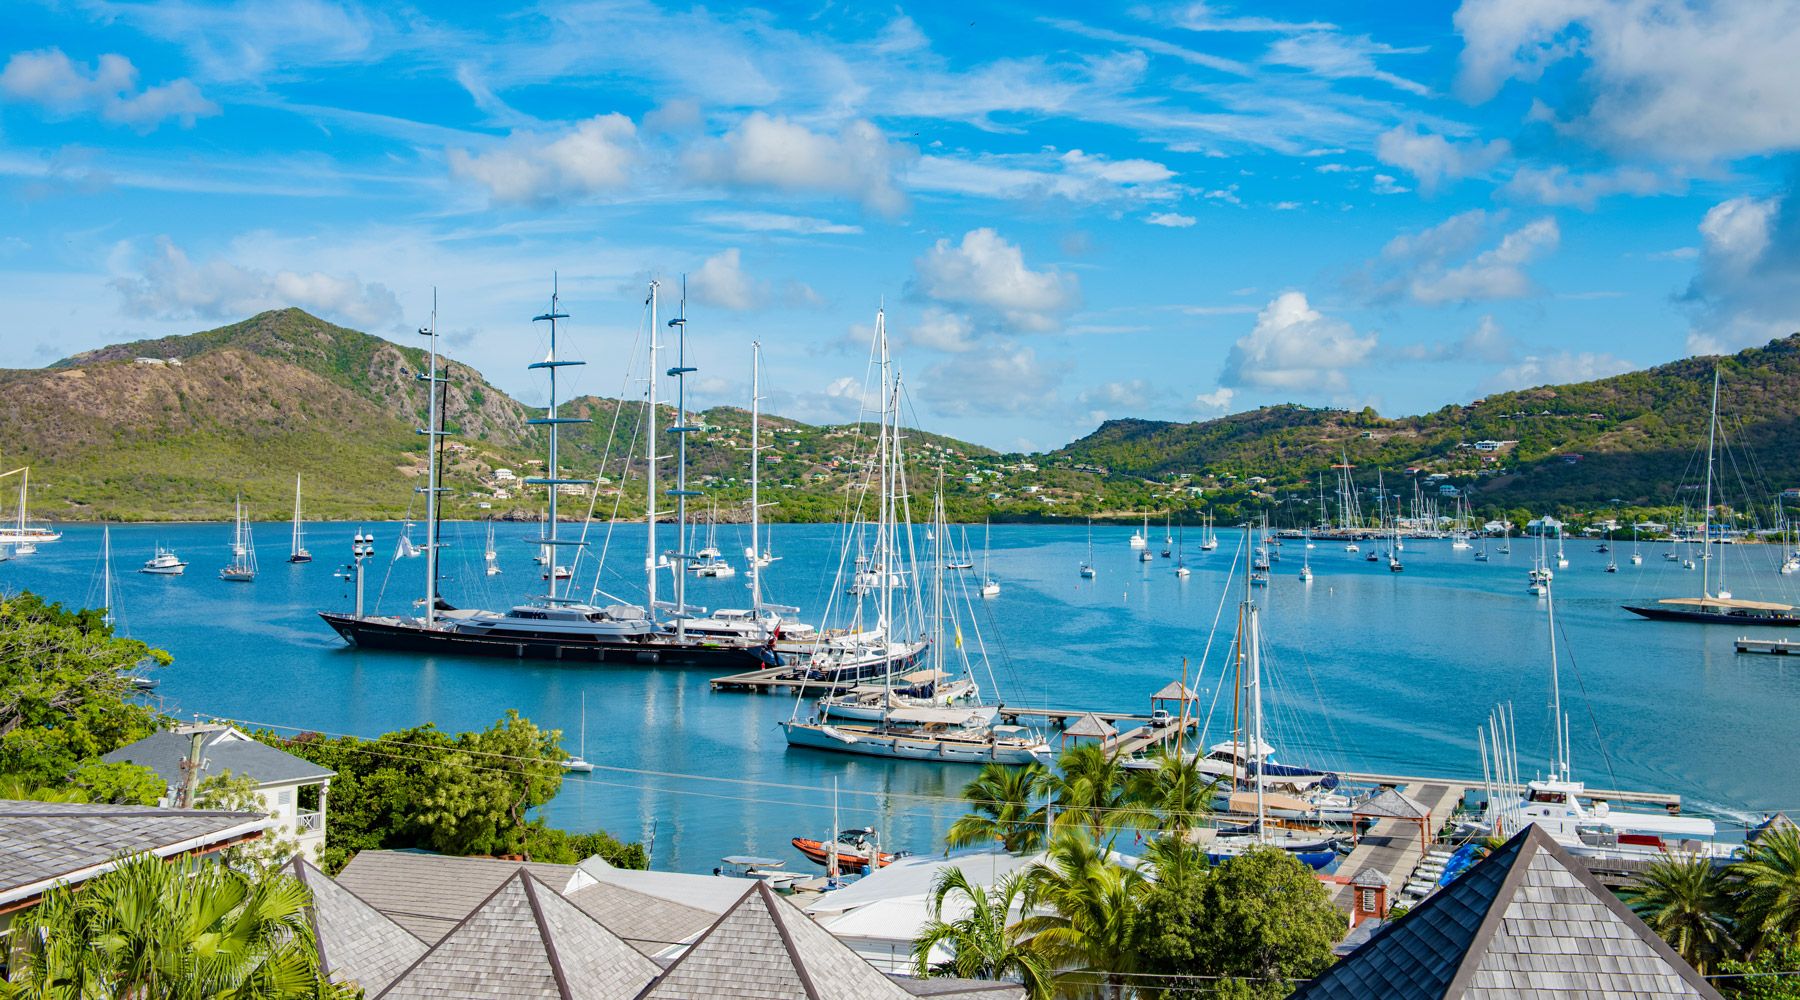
[4,854,346,1000]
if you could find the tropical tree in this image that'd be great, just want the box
[1124,749,1220,838]
[1735,827,1800,957]
[1049,744,1133,848]
[913,868,1053,1000]
[196,771,303,875]
[5,853,346,999]
[1625,852,1739,974]
[1018,831,1146,999]
[948,762,1050,854]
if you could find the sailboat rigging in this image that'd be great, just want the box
[287,474,312,563]
[219,494,257,582]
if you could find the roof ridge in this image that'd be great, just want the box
[522,875,576,1000]
[632,883,760,999]
[1439,826,1542,998]
[762,882,824,1000]
[375,866,534,999]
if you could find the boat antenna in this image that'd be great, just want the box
[528,273,589,603]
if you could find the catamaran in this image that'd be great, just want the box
[220,494,257,582]
[287,474,312,563]
[0,467,61,549]
[319,283,779,669]
[1624,370,1800,626]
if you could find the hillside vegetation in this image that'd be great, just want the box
[3,308,1797,525]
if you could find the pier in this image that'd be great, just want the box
[1326,781,1465,911]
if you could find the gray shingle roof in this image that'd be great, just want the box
[101,727,334,788]
[0,800,268,905]
[564,878,719,957]
[335,850,577,944]
[638,882,915,999]
[1062,713,1117,739]
[288,857,427,995]
[1293,825,1724,1000]
[1354,787,1433,821]
[378,870,659,1000]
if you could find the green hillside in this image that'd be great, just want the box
[4,309,1796,528]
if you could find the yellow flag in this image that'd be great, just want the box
[954,627,963,649]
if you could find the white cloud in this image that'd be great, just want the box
[1372,174,1410,195]
[1192,387,1237,413]
[1220,291,1377,391]
[78,0,392,84]
[448,114,637,205]
[109,236,401,328]
[1147,212,1197,227]
[1680,192,1800,352]
[1390,315,1518,363]
[1368,210,1561,304]
[919,342,1066,416]
[687,248,761,311]
[1273,201,1301,210]
[1167,3,1337,33]
[906,307,977,353]
[1500,164,1668,209]
[685,113,911,216]
[1480,350,1635,393]
[699,211,862,235]
[1375,125,1510,193]
[0,49,217,131]
[1454,0,1800,162]
[1263,33,1430,96]
[909,148,1180,205]
[912,228,1080,331]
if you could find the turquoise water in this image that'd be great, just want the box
[5,521,1798,871]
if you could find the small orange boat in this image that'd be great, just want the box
[790,827,904,873]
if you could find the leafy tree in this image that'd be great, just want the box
[1134,847,1339,999]
[195,771,304,875]
[1124,750,1219,838]
[1717,941,1800,999]
[913,868,1052,1000]
[69,759,164,805]
[1736,827,1800,958]
[0,593,167,786]
[947,762,1049,854]
[1625,852,1740,974]
[1049,744,1134,848]
[1018,831,1146,1000]
[4,853,347,1000]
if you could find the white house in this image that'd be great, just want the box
[103,723,335,862]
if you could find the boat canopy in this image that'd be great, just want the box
[1657,595,1794,611]
[720,855,785,867]
[886,705,999,727]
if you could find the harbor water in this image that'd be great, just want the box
[5,521,1797,872]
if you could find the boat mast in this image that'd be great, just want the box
[291,474,303,559]
[876,309,893,651]
[101,524,113,630]
[526,277,589,604]
[418,293,443,622]
[668,283,699,642]
[1249,558,1265,842]
[646,282,660,622]
[1702,368,1719,599]
[1545,577,1569,782]
[749,340,764,619]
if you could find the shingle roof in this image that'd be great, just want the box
[101,726,334,788]
[287,857,427,995]
[335,850,578,944]
[1353,787,1433,821]
[0,800,269,906]
[1293,825,1724,1000]
[1062,713,1117,739]
[892,977,1025,998]
[638,882,916,999]
[1151,681,1199,702]
[378,870,659,1000]
[564,878,719,957]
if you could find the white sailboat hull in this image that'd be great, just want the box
[782,721,1051,765]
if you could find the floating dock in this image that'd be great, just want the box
[1736,636,1800,655]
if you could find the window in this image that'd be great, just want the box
[279,789,294,806]
[1360,888,1377,912]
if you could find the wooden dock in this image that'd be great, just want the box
[710,667,856,696]
[1329,781,1465,912]
[1334,769,1681,809]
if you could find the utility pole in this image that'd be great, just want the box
[176,729,205,808]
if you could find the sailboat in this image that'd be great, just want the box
[319,282,778,669]
[946,526,975,571]
[1554,523,1569,568]
[1604,528,1618,573]
[1624,369,1800,626]
[484,523,502,576]
[1080,517,1097,578]
[1498,525,1512,555]
[1298,529,1313,582]
[1138,512,1154,562]
[1527,519,1551,595]
[563,693,594,772]
[287,474,312,563]
[0,466,62,550]
[1174,521,1191,578]
[1160,513,1173,558]
[691,506,736,577]
[979,519,1000,598]
[220,494,257,582]
[1204,526,1340,870]
[1631,525,1644,566]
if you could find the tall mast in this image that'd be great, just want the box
[1545,577,1568,782]
[101,525,113,629]
[749,340,764,617]
[876,309,893,645]
[417,292,442,623]
[1702,368,1719,599]
[526,277,589,603]
[646,282,660,621]
[1249,571,1265,841]
[292,474,303,558]
[667,282,699,642]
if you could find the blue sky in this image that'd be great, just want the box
[3,0,1798,450]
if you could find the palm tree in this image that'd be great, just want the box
[1018,830,1146,999]
[1624,852,1738,974]
[913,868,1053,1000]
[1139,833,1210,894]
[948,762,1049,854]
[1124,749,1220,838]
[1735,825,1800,956]
[8,853,342,999]
[1049,743,1133,848]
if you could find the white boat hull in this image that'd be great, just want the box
[783,722,1051,765]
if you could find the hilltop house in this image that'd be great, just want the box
[103,723,335,862]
